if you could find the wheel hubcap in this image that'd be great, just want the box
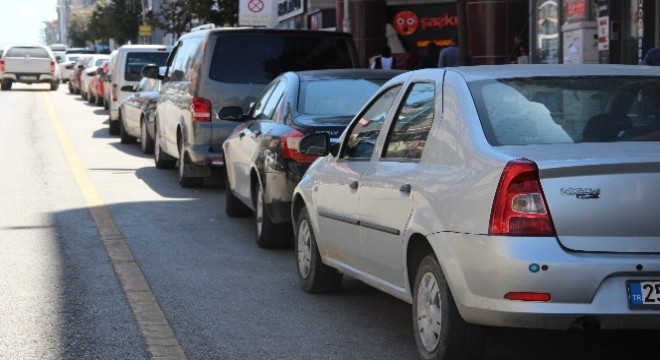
[297,219,312,278]
[416,271,442,352]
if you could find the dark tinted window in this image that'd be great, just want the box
[6,47,50,58]
[125,52,170,81]
[299,78,388,116]
[209,33,355,84]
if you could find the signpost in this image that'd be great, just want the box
[239,0,277,27]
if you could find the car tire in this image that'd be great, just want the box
[81,90,87,100]
[68,82,74,94]
[96,94,103,106]
[50,81,59,91]
[0,80,11,91]
[119,112,137,144]
[295,206,342,293]
[224,166,252,217]
[413,254,485,360]
[103,97,109,110]
[140,118,154,154]
[177,141,203,188]
[154,123,176,169]
[108,119,120,135]
[254,181,293,249]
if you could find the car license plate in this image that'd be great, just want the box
[627,281,660,309]
[21,76,37,81]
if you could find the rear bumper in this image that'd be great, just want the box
[430,232,660,330]
[1,73,55,84]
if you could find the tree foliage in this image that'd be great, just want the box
[68,7,94,47]
[152,0,238,39]
[105,0,141,46]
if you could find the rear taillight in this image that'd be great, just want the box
[280,129,318,164]
[112,83,118,101]
[192,97,211,122]
[0,59,5,72]
[50,60,56,74]
[489,159,556,236]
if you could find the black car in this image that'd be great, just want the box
[221,68,404,248]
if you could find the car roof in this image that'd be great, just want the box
[444,64,660,81]
[291,69,406,81]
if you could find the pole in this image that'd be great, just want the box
[343,0,352,33]
[457,0,469,65]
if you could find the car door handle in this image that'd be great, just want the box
[399,184,412,193]
[349,180,359,189]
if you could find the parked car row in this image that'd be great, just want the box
[68,28,660,360]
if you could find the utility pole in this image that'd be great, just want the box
[457,0,469,65]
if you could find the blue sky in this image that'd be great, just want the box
[0,0,58,49]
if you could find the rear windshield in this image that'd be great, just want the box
[209,33,355,84]
[299,78,388,116]
[125,52,170,81]
[5,47,50,58]
[470,76,660,145]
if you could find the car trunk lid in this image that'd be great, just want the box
[498,143,660,253]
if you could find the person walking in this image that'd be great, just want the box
[642,46,660,65]
[371,46,397,69]
[438,34,472,67]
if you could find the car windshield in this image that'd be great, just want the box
[470,76,660,145]
[298,78,387,116]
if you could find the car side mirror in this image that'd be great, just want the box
[299,133,330,156]
[141,65,162,80]
[120,84,134,92]
[217,106,245,121]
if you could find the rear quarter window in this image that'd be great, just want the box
[208,33,355,84]
[124,52,170,82]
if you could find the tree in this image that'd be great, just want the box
[152,0,239,39]
[106,0,141,46]
[68,7,94,47]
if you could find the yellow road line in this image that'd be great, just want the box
[42,92,188,360]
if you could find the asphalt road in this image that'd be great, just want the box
[0,83,657,360]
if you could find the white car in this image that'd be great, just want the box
[292,65,660,360]
[80,54,110,101]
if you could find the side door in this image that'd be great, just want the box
[314,85,403,269]
[124,78,148,133]
[358,81,437,288]
[231,79,287,204]
[157,42,182,154]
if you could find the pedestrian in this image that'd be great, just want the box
[511,35,528,63]
[438,34,472,67]
[642,46,660,66]
[371,46,397,69]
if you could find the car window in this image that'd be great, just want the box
[209,33,355,84]
[5,47,50,58]
[260,80,287,120]
[250,81,278,119]
[382,82,435,160]
[341,85,402,161]
[125,52,170,82]
[299,78,388,116]
[471,76,660,145]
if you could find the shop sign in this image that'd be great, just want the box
[563,0,587,23]
[597,16,609,51]
[388,4,457,52]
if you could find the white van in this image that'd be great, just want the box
[108,44,171,135]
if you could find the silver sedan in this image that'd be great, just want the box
[291,64,660,360]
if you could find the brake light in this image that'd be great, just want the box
[50,60,56,74]
[489,159,556,236]
[112,83,118,101]
[192,97,212,122]
[0,59,4,72]
[281,129,318,164]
